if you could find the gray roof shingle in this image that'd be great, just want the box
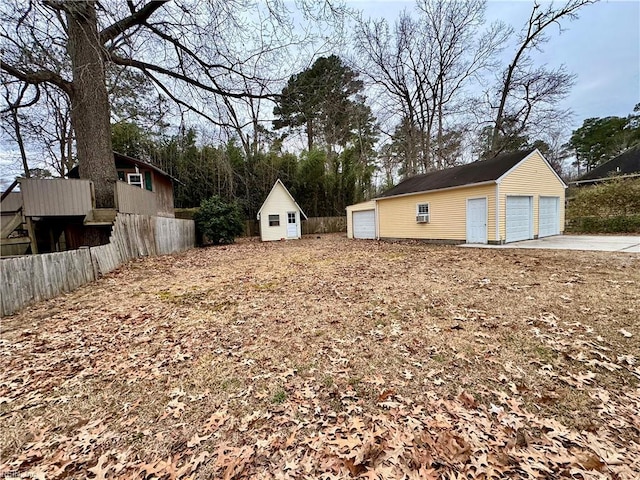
[577,145,640,182]
[377,149,535,198]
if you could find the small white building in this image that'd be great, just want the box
[257,179,307,241]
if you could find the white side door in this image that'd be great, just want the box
[539,196,560,238]
[286,211,298,238]
[466,198,487,244]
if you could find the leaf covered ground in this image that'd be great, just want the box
[1,235,639,479]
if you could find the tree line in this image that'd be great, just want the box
[114,121,374,218]
[3,0,637,219]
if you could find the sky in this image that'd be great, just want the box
[353,0,640,130]
[1,0,639,184]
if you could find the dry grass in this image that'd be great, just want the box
[1,234,639,479]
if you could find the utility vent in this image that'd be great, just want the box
[416,214,429,223]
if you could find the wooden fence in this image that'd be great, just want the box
[20,177,94,217]
[1,213,195,316]
[243,216,346,237]
[116,181,158,216]
[302,216,346,235]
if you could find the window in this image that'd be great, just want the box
[416,203,430,223]
[268,214,280,227]
[127,173,143,188]
[288,212,296,224]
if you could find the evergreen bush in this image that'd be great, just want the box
[193,196,245,245]
[566,178,640,233]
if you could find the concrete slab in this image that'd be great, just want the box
[461,235,640,253]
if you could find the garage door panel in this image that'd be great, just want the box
[353,210,375,239]
[506,196,532,243]
[539,196,560,238]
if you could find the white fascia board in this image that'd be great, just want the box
[257,179,307,219]
[375,180,496,201]
[278,179,308,219]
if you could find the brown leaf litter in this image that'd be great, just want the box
[1,234,638,478]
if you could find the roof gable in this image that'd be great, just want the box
[577,146,640,181]
[377,150,535,199]
[257,179,307,219]
[496,149,567,188]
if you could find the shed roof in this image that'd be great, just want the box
[377,150,535,199]
[576,145,640,182]
[257,179,307,219]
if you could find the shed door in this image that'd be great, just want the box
[353,210,375,239]
[506,196,533,243]
[539,196,560,238]
[466,198,487,244]
[286,212,298,238]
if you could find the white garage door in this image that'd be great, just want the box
[539,196,560,238]
[506,196,533,243]
[353,210,375,239]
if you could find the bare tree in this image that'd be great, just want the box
[487,0,595,157]
[354,0,506,176]
[1,0,345,207]
[416,0,508,169]
[1,80,40,177]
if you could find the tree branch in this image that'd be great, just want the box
[107,52,274,100]
[99,0,168,44]
[0,60,72,95]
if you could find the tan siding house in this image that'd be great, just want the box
[257,179,307,241]
[346,149,566,244]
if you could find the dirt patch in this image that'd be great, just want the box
[1,234,639,478]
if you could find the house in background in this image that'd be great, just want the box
[571,145,640,187]
[346,149,566,244]
[1,152,178,256]
[257,179,307,241]
[69,152,177,218]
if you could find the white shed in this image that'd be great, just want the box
[257,179,307,241]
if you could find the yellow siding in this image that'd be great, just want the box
[498,151,566,241]
[259,182,301,241]
[377,184,497,242]
[346,200,376,238]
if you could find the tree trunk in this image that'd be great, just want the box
[306,119,314,151]
[66,1,116,208]
[490,61,517,157]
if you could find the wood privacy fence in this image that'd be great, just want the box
[1,213,195,316]
[302,216,347,235]
[115,181,158,216]
[243,216,347,237]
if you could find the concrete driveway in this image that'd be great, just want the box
[462,235,640,253]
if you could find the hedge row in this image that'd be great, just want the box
[566,178,640,233]
[566,178,640,218]
[566,215,640,234]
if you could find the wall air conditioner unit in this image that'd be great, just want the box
[416,214,429,223]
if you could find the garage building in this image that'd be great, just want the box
[346,149,566,244]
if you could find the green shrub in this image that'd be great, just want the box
[568,215,640,234]
[566,178,640,233]
[567,178,640,218]
[193,196,245,245]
